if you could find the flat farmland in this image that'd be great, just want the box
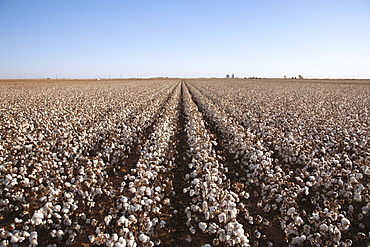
[0,79,369,246]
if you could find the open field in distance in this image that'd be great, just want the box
[0,79,369,246]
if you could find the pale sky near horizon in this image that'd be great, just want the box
[1,0,369,79]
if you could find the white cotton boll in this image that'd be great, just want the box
[104,215,113,225]
[276,195,283,203]
[320,224,329,232]
[23,231,30,238]
[30,238,38,246]
[53,204,61,212]
[29,231,38,245]
[229,208,238,219]
[14,217,23,224]
[117,237,126,247]
[31,210,44,225]
[341,218,350,230]
[311,211,320,221]
[204,210,210,220]
[218,212,227,223]
[202,201,208,211]
[255,230,261,239]
[294,216,304,226]
[56,230,64,238]
[362,204,370,215]
[50,230,57,238]
[10,235,19,243]
[192,178,200,185]
[243,192,250,199]
[115,216,127,226]
[304,186,309,195]
[106,240,114,247]
[354,192,362,202]
[61,207,69,214]
[363,166,370,176]
[350,176,358,183]
[210,206,217,214]
[1,239,9,246]
[129,187,136,193]
[291,235,306,244]
[139,233,149,243]
[287,207,296,217]
[128,215,137,224]
[63,218,72,226]
[198,222,207,232]
[163,198,170,205]
[120,197,128,203]
[89,235,96,243]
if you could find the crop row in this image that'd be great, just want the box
[187,79,370,246]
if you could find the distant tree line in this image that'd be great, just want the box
[284,75,304,79]
[225,74,304,79]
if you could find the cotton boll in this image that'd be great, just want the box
[63,218,72,226]
[341,218,351,231]
[104,215,113,225]
[218,212,227,223]
[163,198,170,205]
[320,224,329,232]
[10,235,19,243]
[291,235,306,244]
[31,210,44,225]
[139,233,149,243]
[287,207,296,217]
[294,216,304,226]
[56,229,64,238]
[29,231,38,246]
[198,222,207,232]
[117,237,126,247]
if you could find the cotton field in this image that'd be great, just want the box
[0,78,369,247]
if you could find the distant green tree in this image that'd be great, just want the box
[298,75,304,79]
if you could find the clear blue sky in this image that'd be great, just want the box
[1,0,369,79]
